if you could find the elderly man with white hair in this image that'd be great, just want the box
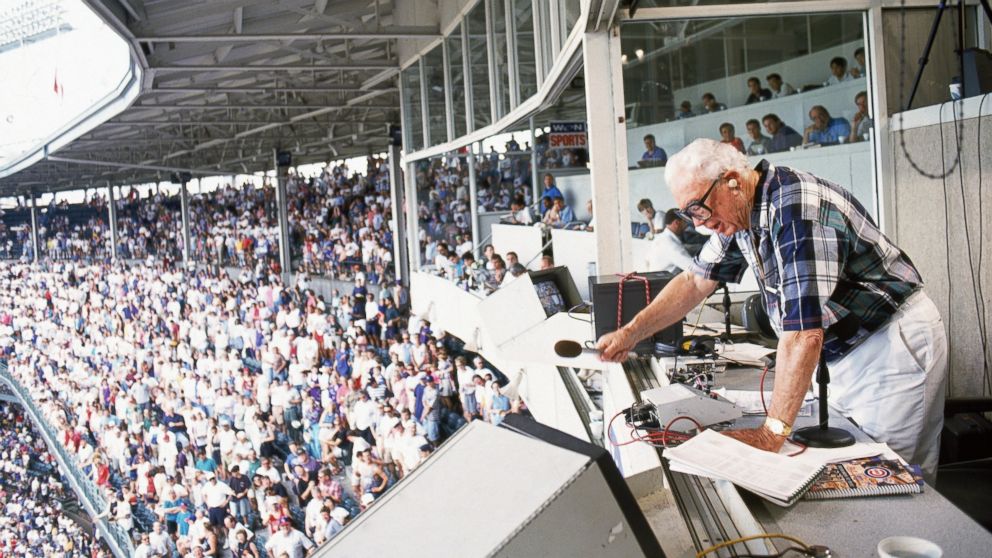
[597,138,946,482]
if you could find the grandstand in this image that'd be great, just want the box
[1,1,992,558]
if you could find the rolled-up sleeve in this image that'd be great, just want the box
[688,234,748,284]
[775,219,848,331]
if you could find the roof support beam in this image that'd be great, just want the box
[135,28,440,42]
[150,62,395,72]
[127,104,394,111]
[45,156,231,176]
[147,85,388,93]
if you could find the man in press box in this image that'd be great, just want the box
[597,138,947,482]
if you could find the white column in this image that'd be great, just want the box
[388,143,409,284]
[178,179,191,266]
[107,183,118,262]
[530,116,540,206]
[405,161,421,271]
[467,148,481,257]
[583,26,633,276]
[274,151,292,275]
[29,195,40,263]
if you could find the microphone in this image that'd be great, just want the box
[554,340,637,361]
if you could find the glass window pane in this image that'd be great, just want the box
[401,64,424,152]
[424,44,447,146]
[621,12,875,220]
[514,0,538,101]
[744,16,809,71]
[447,24,468,138]
[536,0,556,77]
[563,0,581,40]
[491,0,512,118]
[467,2,492,130]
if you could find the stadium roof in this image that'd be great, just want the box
[0,0,415,194]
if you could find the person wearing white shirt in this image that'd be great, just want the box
[651,209,694,274]
[202,474,234,527]
[636,198,667,236]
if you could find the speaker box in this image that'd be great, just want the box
[589,271,683,355]
[316,419,665,558]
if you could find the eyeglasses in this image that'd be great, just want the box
[676,175,723,223]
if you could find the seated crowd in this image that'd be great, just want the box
[0,258,522,556]
[653,50,873,164]
[0,401,109,557]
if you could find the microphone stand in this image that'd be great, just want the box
[792,353,855,448]
[721,283,732,343]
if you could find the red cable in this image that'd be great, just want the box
[615,273,651,330]
[759,366,770,415]
[786,440,808,457]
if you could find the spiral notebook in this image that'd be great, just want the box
[804,457,924,500]
[664,430,826,507]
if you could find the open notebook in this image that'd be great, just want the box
[664,430,894,507]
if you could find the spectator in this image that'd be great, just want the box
[851,46,866,78]
[507,195,533,225]
[540,173,563,211]
[804,105,852,145]
[762,113,804,152]
[701,92,726,113]
[766,73,796,98]
[637,199,665,236]
[585,199,595,231]
[266,517,315,558]
[649,209,694,274]
[719,123,746,153]
[675,100,695,120]
[551,198,576,228]
[641,134,668,164]
[745,77,771,104]
[850,90,874,142]
[824,56,853,86]
[745,118,772,156]
[539,255,554,271]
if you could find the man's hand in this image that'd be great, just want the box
[595,328,637,362]
[722,426,786,453]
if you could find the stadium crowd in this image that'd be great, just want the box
[0,258,520,555]
[0,400,109,557]
[2,159,398,293]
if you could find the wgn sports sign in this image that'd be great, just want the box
[548,122,587,149]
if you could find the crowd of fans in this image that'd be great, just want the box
[658,50,874,164]
[0,259,521,555]
[0,401,109,557]
[1,160,400,294]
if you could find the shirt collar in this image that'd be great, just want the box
[749,159,774,231]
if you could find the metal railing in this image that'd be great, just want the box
[0,364,135,558]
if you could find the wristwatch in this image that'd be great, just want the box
[764,417,792,437]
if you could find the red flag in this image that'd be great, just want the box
[53,70,63,99]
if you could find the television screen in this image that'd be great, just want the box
[534,279,566,317]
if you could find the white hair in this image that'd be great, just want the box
[664,139,749,194]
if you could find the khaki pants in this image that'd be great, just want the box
[828,291,948,484]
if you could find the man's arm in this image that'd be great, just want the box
[596,271,716,362]
[724,329,823,451]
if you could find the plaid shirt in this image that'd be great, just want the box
[688,160,923,360]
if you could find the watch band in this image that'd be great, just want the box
[764,417,792,437]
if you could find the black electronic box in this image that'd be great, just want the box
[589,271,683,355]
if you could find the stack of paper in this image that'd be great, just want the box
[665,430,895,506]
[715,342,776,367]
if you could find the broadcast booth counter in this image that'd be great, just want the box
[408,258,992,556]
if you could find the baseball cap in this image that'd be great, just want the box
[330,507,349,522]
